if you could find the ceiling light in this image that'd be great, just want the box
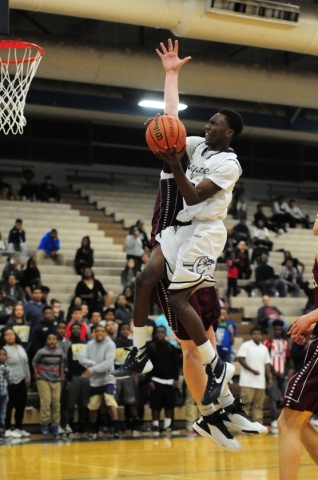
[138,100,188,111]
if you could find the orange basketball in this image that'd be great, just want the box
[145,115,187,155]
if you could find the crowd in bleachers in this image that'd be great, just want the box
[222,193,313,306]
[0,175,318,445]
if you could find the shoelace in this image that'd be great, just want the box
[229,401,254,420]
[120,346,138,369]
[204,364,216,392]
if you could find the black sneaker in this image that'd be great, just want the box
[152,426,159,437]
[201,357,235,405]
[193,411,242,451]
[113,428,122,440]
[222,398,268,435]
[110,346,153,379]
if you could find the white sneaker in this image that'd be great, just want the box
[193,412,242,452]
[64,425,73,434]
[16,429,31,437]
[271,420,278,428]
[58,426,65,435]
[223,398,268,435]
[310,416,318,427]
[5,429,22,438]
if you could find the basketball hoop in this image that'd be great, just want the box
[0,40,44,135]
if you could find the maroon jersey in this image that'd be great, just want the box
[150,172,220,340]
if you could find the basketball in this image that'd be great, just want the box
[145,115,187,155]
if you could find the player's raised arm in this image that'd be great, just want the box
[156,39,191,118]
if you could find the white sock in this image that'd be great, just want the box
[197,341,216,365]
[218,391,234,409]
[164,418,171,429]
[152,420,159,427]
[199,404,216,417]
[133,326,147,350]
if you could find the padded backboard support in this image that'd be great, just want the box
[0,0,9,36]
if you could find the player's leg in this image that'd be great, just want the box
[110,246,166,379]
[179,328,241,450]
[169,287,235,405]
[278,407,312,480]
[300,420,318,465]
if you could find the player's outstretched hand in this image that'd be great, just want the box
[288,314,316,343]
[154,145,186,167]
[156,38,191,73]
[144,113,161,127]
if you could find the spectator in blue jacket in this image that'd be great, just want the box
[35,229,64,265]
[216,308,236,362]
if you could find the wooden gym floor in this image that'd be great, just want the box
[0,432,317,480]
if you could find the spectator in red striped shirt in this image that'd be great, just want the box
[264,319,291,430]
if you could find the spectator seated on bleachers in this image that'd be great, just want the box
[39,175,61,203]
[0,290,16,325]
[288,199,310,229]
[74,236,94,276]
[231,193,247,220]
[74,267,113,316]
[279,259,300,298]
[114,293,133,325]
[0,173,18,200]
[120,258,138,289]
[124,225,144,272]
[251,219,273,264]
[135,219,149,247]
[19,257,41,300]
[255,253,285,297]
[122,286,135,310]
[254,203,279,233]
[51,298,65,323]
[271,195,295,230]
[2,274,25,303]
[19,169,38,201]
[35,229,65,266]
[233,217,252,246]
[256,295,289,333]
[1,256,23,285]
[7,218,28,260]
[234,241,252,279]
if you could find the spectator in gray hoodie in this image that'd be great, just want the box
[33,333,64,436]
[79,324,120,439]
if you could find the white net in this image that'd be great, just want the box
[0,41,43,135]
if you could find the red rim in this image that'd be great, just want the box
[0,40,44,64]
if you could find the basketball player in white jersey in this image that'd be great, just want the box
[111,39,244,414]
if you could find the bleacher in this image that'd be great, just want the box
[0,178,316,428]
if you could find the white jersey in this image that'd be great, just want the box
[176,136,242,223]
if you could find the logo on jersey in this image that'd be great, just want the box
[187,164,210,180]
[183,256,215,274]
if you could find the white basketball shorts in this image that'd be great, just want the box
[155,218,226,291]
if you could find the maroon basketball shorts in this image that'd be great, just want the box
[151,278,220,341]
[281,336,318,414]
